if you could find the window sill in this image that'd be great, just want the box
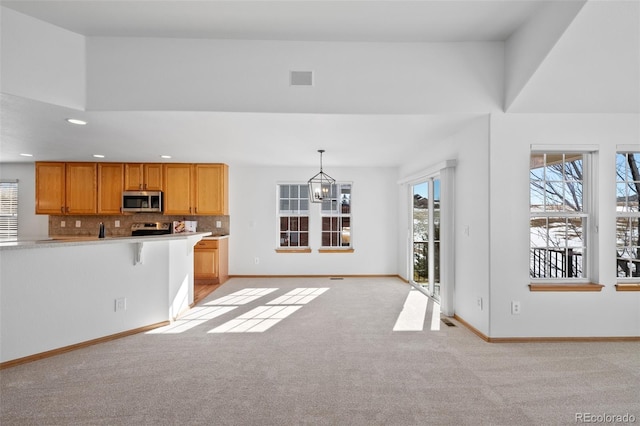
[318,248,354,253]
[615,283,640,292]
[275,248,311,253]
[529,283,604,292]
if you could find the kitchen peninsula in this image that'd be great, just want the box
[0,232,219,367]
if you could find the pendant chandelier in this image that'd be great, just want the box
[308,149,335,203]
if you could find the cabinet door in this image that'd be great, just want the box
[193,164,228,215]
[123,164,144,190]
[98,163,124,214]
[163,164,193,215]
[144,164,163,190]
[194,248,218,280]
[66,163,97,214]
[35,162,66,214]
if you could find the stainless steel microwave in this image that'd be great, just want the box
[122,191,163,213]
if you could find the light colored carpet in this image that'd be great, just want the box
[1,277,639,425]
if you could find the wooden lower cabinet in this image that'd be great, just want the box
[194,238,228,284]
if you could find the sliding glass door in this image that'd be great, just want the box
[412,178,440,300]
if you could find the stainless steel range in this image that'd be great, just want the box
[131,222,172,236]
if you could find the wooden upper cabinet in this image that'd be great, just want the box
[124,163,163,191]
[35,161,227,216]
[163,163,193,215]
[35,162,66,214]
[163,163,228,216]
[194,164,229,215]
[144,164,163,190]
[98,163,124,214]
[35,162,97,215]
[65,163,97,214]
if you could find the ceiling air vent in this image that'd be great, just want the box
[290,70,313,86]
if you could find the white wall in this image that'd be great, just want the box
[87,37,503,114]
[228,166,398,276]
[0,7,85,109]
[504,1,585,110]
[0,241,169,362]
[489,113,640,338]
[397,116,491,334]
[0,162,48,239]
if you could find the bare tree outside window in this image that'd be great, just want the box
[530,153,586,279]
[616,152,640,278]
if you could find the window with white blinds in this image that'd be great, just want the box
[0,180,18,240]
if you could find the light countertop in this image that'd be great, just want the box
[0,232,215,250]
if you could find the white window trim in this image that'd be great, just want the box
[320,181,353,250]
[616,151,640,282]
[529,151,596,283]
[0,179,18,241]
[276,182,310,250]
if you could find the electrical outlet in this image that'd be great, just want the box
[477,297,483,310]
[115,297,126,312]
[216,220,222,228]
[511,301,521,315]
[115,220,120,228]
[61,221,66,228]
[254,257,260,265]
[75,220,81,228]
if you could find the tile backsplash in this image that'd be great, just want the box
[48,214,230,238]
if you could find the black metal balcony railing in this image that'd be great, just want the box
[413,241,428,282]
[530,248,582,278]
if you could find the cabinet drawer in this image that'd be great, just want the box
[195,240,218,249]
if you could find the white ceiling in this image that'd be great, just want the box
[0,93,479,167]
[0,1,637,167]
[1,0,544,42]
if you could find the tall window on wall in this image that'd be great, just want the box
[0,180,18,241]
[530,153,589,280]
[278,184,309,249]
[321,183,352,249]
[616,152,640,279]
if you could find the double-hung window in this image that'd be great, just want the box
[278,184,309,249]
[616,152,640,279]
[0,180,18,241]
[530,153,588,280]
[321,183,352,249]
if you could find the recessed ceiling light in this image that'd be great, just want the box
[66,118,87,125]
[19,153,33,157]
[92,154,105,158]
[160,155,172,159]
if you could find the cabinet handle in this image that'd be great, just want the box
[195,207,198,214]
[66,206,70,213]
[144,183,147,190]
[61,206,64,213]
[139,184,142,190]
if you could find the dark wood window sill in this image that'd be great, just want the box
[318,248,355,253]
[529,283,604,292]
[615,283,640,292]
[275,248,312,253]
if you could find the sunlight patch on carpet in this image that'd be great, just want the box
[208,287,329,333]
[267,287,329,305]
[393,289,440,332]
[146,306,237,334]
[204,287,279,306]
